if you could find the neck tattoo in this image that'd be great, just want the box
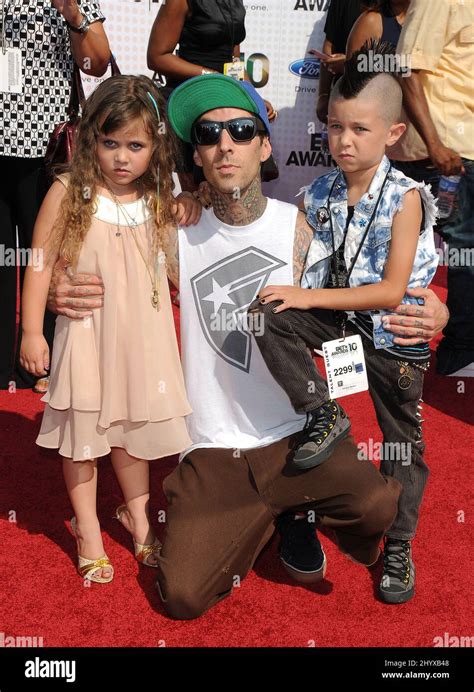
[211,177,267,226]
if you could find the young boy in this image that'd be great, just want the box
[249,49,439,604]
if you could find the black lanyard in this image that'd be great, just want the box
[325,167,391,288]
[320,166,391,335]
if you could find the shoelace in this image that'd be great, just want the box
[297,402,339,447]
[383,541,412,584]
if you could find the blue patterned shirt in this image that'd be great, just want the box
[301,156,439,353]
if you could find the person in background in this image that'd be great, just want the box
[0,0,111,393]
[315,0,365,125]
[146,0,275,191]
[397,0,473,376]
[346,0,410,54]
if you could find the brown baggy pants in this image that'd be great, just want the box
[156,434,401,620]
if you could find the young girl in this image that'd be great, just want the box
[20,75,200,583]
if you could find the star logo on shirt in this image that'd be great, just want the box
[202,278,237,313]
[191,247,286,372]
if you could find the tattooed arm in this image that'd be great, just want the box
[383,287,449,344]
[292,210,314,287]
[162,222,180,288]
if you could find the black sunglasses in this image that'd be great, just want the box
[191,117,266,145]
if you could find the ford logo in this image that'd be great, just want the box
[288,58,320,79]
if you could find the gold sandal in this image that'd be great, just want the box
[70,517,114,583]
[33,376,49,394]
[115,505,161,568]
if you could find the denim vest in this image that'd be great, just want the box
[301,156,439,350]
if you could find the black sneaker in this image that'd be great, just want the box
[277,513,327,583]
[379,539,415,604]
[290,401,351,471]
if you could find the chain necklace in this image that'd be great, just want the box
[112,194,140,230]
[105,184,160,310]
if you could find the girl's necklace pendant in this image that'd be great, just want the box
[151,289,159,309]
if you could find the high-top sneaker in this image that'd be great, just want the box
[379,538,415,604]
[291,400,351,470]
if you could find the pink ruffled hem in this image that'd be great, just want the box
[37,405,192,461]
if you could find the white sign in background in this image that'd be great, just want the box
[84,0,332,203]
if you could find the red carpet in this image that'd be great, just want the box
[0,268,472,647]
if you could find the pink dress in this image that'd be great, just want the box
[37,177,192,460]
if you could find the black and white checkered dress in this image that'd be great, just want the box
[0,0,105,159]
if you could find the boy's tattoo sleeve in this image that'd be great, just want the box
[293,210,314,287]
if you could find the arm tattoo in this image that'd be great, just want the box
[293,211,313,286]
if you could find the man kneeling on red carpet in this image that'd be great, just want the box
[47,75,449,619]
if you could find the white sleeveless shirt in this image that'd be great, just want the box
[178,198,306,455]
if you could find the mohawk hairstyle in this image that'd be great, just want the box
[337,38,399,99]
[330,39,404,125]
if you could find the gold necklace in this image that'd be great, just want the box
[105,184,160,310]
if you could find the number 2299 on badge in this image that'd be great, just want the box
[322,334,368,399]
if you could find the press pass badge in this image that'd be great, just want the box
[223,59,245,81]
[322,334,368,399]
[0,48,23,94]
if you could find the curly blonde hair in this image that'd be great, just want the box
[46,74,178,268]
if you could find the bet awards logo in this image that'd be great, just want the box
[293,0,330,10]
[286,128,334,168]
